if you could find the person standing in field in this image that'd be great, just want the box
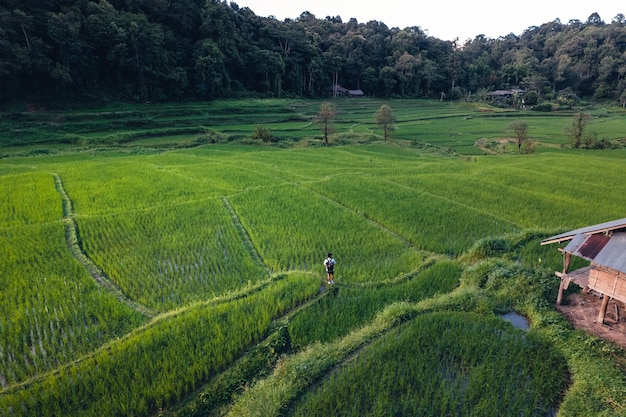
[324,253,336,284]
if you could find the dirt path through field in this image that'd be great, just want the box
[53,173,155,318]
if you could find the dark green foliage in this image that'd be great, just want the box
[252,125,274,142]
[2,2,626,105]
[467,236,511,259]
[532,103,554,111]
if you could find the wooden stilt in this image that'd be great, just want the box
[556,277,565,305]
[556,252,572,305]
[598,295,610,324]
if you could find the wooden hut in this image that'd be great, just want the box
[328,85,365,97]
[541,218,626,324]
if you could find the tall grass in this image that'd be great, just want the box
[0,172,62,227]
[56,159,209,215]
[0,223,145,387]
[2,100,626,416]
[308,174,519,255]
[0,171,145,387]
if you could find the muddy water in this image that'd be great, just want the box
[500,312,530,330]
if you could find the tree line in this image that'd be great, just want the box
[1,0,625,106]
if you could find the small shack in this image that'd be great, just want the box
[328,85,364,98]
[541,218,626,324]
[486,89,524,107]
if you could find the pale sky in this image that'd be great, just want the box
[236,0,624,42]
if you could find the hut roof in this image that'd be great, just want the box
[487,89,524,96]
[540,217,626,245]
[541,217,626,274]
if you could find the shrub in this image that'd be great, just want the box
[467,236,510,259]
[532,103,553,112]
[448,86,464,101]
[521,140,536,154]
[524,91,539,106]
[252,125,274,142]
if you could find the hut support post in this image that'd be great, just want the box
[556,252,572,305]
[598,295,611,324]
[556,279,565,305]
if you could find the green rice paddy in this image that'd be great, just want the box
[1,99,626,416]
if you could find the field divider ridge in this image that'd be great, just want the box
[372,175,523,230]
[221,196,271,275]
[298,182,419,251]
[52,173,155,318]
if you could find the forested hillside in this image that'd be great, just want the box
[1,0,625,105]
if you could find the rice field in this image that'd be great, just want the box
[2,99,626,416]
[291,312,567,417]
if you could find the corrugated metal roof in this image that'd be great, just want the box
[594,232,626,273]
[562,232,626,274]
[563,233,610,261]
[540,217,626,245]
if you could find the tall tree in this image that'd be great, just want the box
[318,101,336,146]
[194,39,229,98]
[567,111,592,148]
[395,52,420,97]
[375,104,395,140]
[509,120,529,153]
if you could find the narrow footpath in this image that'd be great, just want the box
[53,173,155,318]
[221,196,271,275]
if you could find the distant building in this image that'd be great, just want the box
[541,218,626,324]
[486,89,524,107]
[327,85,364,97]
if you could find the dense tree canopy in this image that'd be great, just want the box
[1,1,625,106]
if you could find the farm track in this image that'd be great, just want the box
[221,196,271,275]
[52,173,155,318]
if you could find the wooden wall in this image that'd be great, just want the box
[588,263,626,304]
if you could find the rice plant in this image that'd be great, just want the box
[0,274,320,417]
[229,184,425,282]
[291,312,568,417]
[288,260,463,347]
[0,172,62,227]
[77,198,269,311]
[0,223,145,387]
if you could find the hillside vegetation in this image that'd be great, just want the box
[1,99,626,416]
[2,1,626,104]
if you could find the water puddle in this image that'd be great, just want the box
[500,312,530,331]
